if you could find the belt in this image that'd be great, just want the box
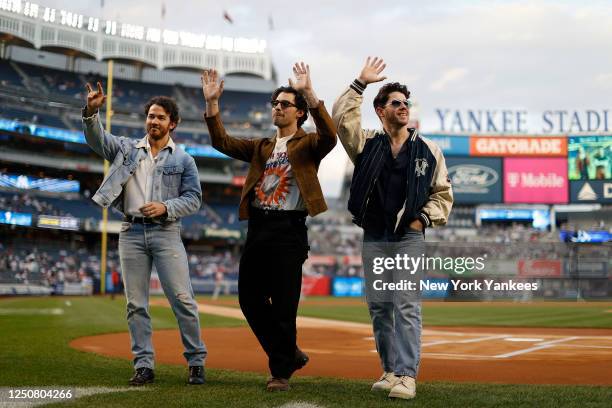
[124,215,156,224]
[249,207,308,220]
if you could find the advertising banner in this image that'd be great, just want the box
[301,276,331,296]
[518,259,562,277]
[569,180,612,204]
[37,215,80,231]
[471,136,567,157]
[0,211,32,226]
[332,277,363,297]
[423,134,470,156]
[0,173,80,193]
[568,135,612,180]
[446,157,502,203]
[503,158,568,203]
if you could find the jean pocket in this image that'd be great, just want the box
[120,222,132,232]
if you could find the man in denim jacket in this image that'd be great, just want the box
[82,82,206,386]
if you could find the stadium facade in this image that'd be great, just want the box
[1,3,610,299]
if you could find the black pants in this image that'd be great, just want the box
[238,208,309,379]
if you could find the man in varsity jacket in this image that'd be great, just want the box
[332,57,453,400]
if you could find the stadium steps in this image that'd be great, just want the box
[60,112,77,131]
[173,86,200,117]
[11,61,49,95]
[203,202,224,226]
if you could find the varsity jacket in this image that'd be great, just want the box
[332,81,453,232]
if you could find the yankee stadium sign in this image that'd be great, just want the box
[435,109,611,133]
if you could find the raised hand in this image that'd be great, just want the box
[288,62,312,93]
[358,56,387,85]
[85,82,106,116]
[201,69,224,102]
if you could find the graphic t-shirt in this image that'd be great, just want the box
[251,134,305,211]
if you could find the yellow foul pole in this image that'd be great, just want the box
[100,59,114,295]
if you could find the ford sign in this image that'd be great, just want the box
[446,157,503,203]
[448,164,499,193]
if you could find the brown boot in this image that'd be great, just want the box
[266,377,289,392]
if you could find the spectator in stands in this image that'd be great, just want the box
[202,63,336,391]
[81,82,206,386]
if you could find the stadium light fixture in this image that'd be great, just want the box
[59,10,83,28]
[87,17,99,32]
[120,23,144,41]
[0,0,21,13]
[146,27,161,43]
[205,35,222,50]
[105,20,117,35]
[42,6,54,22]
[0,2,267,53]
[179,31,206,48]
[222,37,233,52]
[162,29,179,45]
[234,38,267,54]
[23,2,38,18]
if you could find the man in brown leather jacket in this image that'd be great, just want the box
[202,63,336,391]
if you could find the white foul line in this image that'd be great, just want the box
[494,336,580,358]
[423,334,507,347]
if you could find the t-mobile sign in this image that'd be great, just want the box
[504,158,568,203]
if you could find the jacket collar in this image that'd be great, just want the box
[268,126,307,143]
[136,135,176,153]
[378,127,419,142]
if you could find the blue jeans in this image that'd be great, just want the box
[363,230,424,378]
[118,221,207,369]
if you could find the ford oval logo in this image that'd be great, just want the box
[448,164,498,187]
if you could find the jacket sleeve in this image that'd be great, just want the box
[162,155,202,221]
[308,101,337,160]
[81,107,123,161]
[204,113,255,162]
[331,81,377,163]
[419,143,453,227]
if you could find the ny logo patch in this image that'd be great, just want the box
[415,158,429,177]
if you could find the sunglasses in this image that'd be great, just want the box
[270,100,297,109]
[386,99,413,109]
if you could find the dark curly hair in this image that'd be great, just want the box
[271,86,309,128]
[373,82,411,110]
[144,96,180,132]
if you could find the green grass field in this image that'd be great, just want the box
[1,296,611,407]
[199,295,612,328]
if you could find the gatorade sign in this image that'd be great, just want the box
[470,136,567,157]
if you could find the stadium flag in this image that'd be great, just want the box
[161,2,166,20]
[268,15,274,31]
[100,0,104,8]
[223,10,234,24]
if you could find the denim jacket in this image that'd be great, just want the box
[82,109,202,221]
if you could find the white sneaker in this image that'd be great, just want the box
[371,372,399,392]
[388,376,416,400]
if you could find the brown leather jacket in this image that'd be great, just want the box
[204,101,337,220]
